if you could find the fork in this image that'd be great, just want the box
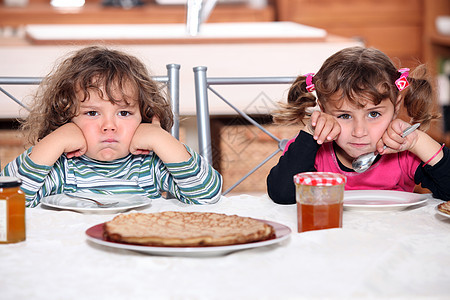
[64,193,119,208]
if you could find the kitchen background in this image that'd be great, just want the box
[0,0,449,194]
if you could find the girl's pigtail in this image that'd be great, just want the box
[272,75,317,125]
[402,64,440,129]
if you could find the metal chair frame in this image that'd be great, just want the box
[0,63,181,139]
[193,66,296,195]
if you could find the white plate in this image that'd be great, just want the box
[40,193,151,214]
[435,205,450,219]
[86,219,292,257]
[343,190,429,210]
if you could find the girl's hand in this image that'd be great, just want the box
[378,119,444,167]
[377,119,419,155]
[303,111,341,144]
[29,123,87,165]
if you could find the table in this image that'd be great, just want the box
[1,193,449,299]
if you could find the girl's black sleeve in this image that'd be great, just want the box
[415,146,450,201]
[267,130,320,204]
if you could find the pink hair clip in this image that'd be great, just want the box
[304,73,315,92]
[395,68,410,91]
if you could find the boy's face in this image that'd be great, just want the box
[71,83,142,161]
[322,96,396,167]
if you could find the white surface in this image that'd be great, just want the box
[25,22,327,41]
[438,73,450,105]
[343,190,429,210]
[436,16,450,36]
[40,193,152,214]
[1,193,449,299]
[86,219,291,257]
[0,34,361,118]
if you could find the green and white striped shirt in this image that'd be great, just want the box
[1,145,222,207]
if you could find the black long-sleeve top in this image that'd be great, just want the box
[267,130,450,204]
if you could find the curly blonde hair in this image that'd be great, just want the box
[22,46,173,144]
[273,46,439,130]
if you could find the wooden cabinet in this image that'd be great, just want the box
[274,0,423,67]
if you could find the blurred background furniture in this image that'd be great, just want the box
[0,0,428,67]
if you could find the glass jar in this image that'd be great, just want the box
[0,176,26,243]
[294,172,347,233]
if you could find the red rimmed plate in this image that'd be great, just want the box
[86,219,291,257]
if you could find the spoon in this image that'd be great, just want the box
[64,193,119,208]
[352,123,421,173]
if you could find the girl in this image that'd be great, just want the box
[1,46,222,207]
[267,46,450,204]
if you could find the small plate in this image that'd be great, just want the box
[343,190,429,210]
[86,219,292,257]
[40,193,151,214]
[435,204,450,219]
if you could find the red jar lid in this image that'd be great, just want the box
[293,172,346,186]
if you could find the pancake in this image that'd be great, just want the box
[103,211,275,247]
[437,202,450,215]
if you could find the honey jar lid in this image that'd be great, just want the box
[0,176,22,188]
[294,172,346,186]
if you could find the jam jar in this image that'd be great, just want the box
[0,176,26,243]
[294,172,347,233]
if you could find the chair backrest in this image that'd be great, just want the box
[0,63,181,139]
[193,66,296,195]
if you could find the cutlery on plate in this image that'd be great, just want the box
[352,123,421,173]
[64,193,119,208]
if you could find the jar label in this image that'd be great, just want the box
[0,200,6,241]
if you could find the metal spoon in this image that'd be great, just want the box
[352,123,421,173]
[64,193,119,208]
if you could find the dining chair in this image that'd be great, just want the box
[193,66,296,195]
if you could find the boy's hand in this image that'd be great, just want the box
[60,123,88,158]
[303,111,341,144]
[129,116,164,155]
[129,115,191,163]
[30,122,87,165]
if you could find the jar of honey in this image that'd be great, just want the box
[0,176,26,243]
[294,172,347,233]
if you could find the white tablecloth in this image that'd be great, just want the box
[1,194,449,299]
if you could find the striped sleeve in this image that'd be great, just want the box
[162,145,222,204]
[1,147,64,207]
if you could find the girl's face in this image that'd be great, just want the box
[322,96,397,168]
[71,83,142,161]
